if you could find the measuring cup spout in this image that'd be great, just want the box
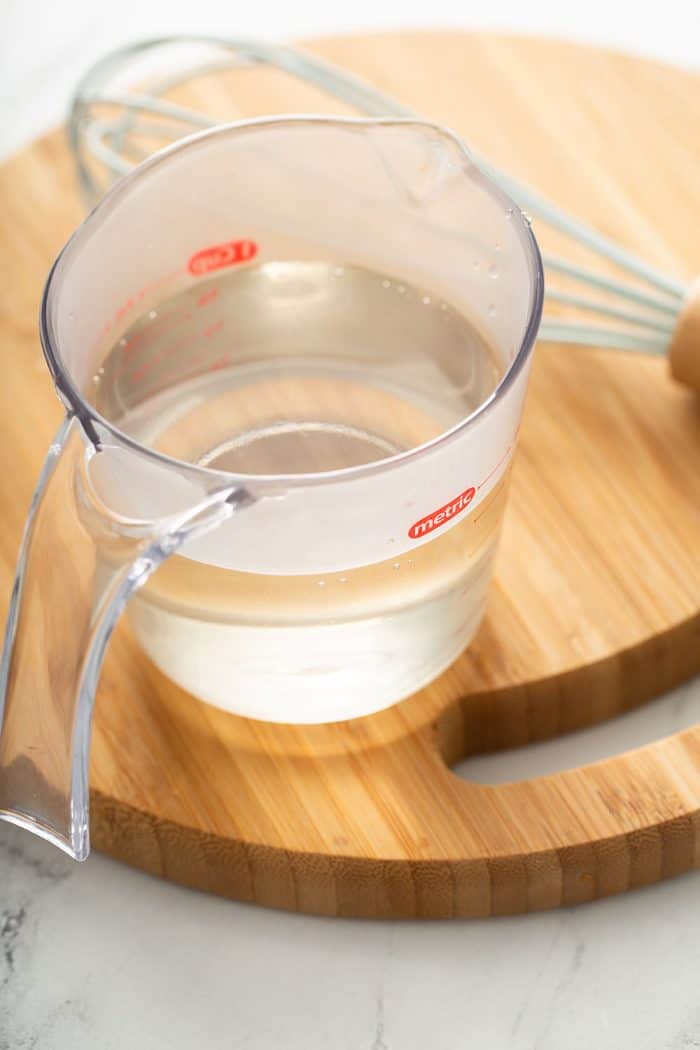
[0,415,236,860]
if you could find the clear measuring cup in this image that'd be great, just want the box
[0,117,542,860]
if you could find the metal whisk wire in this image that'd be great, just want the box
[69,35,690,357]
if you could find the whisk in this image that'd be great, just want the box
[68,36,699,391]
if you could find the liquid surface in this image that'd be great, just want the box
[95,262,506,722]
[95,261,503,475]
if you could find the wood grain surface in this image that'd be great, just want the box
[1,32,699,917]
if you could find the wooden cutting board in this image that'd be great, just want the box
[1,32,699,918]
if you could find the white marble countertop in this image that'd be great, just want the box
[2,5,700,1047]
[8,818,700,1050]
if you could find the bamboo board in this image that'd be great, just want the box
[1,32,699,917]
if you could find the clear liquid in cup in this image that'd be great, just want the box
[94,262,507,722]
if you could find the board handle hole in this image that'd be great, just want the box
[441,678,700,785]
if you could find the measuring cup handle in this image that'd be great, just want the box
[0,415,236,860]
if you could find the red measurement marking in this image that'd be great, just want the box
[121,326,150,354]
[91,269,182,356]
[121,304,199,355]
[408,487,475,539]
[209,356,230,372]
[129,334,192,383]
[203,319,224,339]
[115,297,137,324]
[197,288,219,308]
[408,427,521,541]
[187,239,258,276]
[130,364,149,384]
[476,443,513,491]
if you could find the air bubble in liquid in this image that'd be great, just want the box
[488,304,497,317]
[488,264,499,279]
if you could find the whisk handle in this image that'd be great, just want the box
[669,278,700,393]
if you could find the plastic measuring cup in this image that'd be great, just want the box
[0,117,543,860]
